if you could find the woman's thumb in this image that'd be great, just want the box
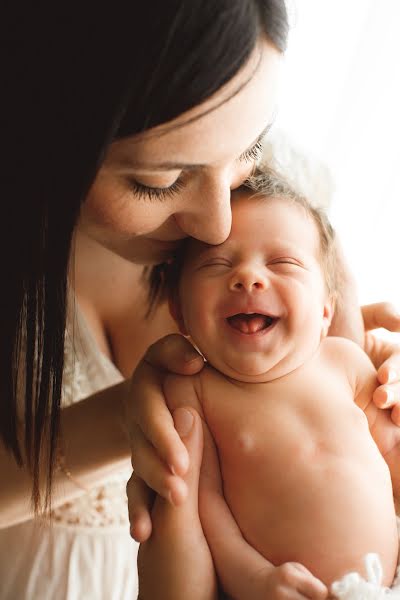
[173,408,203,502]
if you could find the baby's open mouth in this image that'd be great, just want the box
[226,313,276,334]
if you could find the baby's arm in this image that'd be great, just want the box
[164,374,328,600]
[347,340,400,498]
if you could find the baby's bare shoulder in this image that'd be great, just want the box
[319,337,376,394]
[320,336,369,365]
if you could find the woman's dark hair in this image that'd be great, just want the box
[1,1,288,510]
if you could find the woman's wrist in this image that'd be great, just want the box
[60,380,131,490]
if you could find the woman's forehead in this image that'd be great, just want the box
[106,39,282,171]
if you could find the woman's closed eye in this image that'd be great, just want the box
[128,176,185,201]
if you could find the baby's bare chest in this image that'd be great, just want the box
[201,366,370,474]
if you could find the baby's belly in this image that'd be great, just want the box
[222,431,398,587]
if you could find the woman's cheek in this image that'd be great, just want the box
[83,187,168,236]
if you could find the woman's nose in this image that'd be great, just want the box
[229,266,269,293]
[173,162,253,245]
[174,180,231,245]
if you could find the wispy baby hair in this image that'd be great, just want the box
[245,168,338,299]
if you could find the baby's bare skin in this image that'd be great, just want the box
[165,192,400,597]
[193,337,398,587]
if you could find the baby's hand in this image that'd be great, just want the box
[255,563,328,600]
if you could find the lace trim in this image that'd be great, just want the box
[50,312,129,528]
[51,472,131,528]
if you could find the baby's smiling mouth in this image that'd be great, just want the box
[226,313,277,334]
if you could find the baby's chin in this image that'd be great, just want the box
[204,353,285,384]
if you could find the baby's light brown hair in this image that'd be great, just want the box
[147,168,338,314]
[246,169,338,300]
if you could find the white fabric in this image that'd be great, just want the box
[331,519,400,599]
[0,300,139,600]
[332,554,400,600]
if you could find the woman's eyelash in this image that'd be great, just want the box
[129,178,185,201]
[239,139,264,163]
[129,139,264,199]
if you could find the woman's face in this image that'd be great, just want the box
[78,39,282,265]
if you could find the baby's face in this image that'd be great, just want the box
[176,193,333,382]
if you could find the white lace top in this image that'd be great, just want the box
[0,299,139,600]
[50,300,131,529]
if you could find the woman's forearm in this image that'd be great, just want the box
[0,380,131,528]
[138,495,218,600]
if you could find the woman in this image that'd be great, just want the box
[1,2,399,599]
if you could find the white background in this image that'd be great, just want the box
[274,0,400,317]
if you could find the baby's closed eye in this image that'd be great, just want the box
[197,259,232,270]
[268,258,305,274]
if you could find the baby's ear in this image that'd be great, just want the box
[168,292,188,336]
[322,296,335,338]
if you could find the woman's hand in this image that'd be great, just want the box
[136,408,218,600]
[362,302,400,423]
[125,334,204,542]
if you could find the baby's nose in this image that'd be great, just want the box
[229,268,268,293]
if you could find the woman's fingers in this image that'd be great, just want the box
[127,472,154,542]
[362,302,400,333]
[173,408,203,504]
[131,424,188,505]
[372,347,400,422]
[144,333,204,374]
[389,403,400,427]
[125,333,205,538]
[128,334,204,478]
[129,360,189,478]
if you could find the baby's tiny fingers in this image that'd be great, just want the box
[298,577,328,600]
[289,564,328,600]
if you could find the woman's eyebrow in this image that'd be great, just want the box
[121,123,273,172]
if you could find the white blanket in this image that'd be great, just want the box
[331,554,400,599]
[331,519,400,599]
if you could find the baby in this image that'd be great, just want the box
[154,172,400,599]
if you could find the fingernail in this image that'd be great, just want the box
[168,479,187,506]
[384,389,394,406]
[184,350,201,364]
[173,408,194,438]
[388,369,397,384]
